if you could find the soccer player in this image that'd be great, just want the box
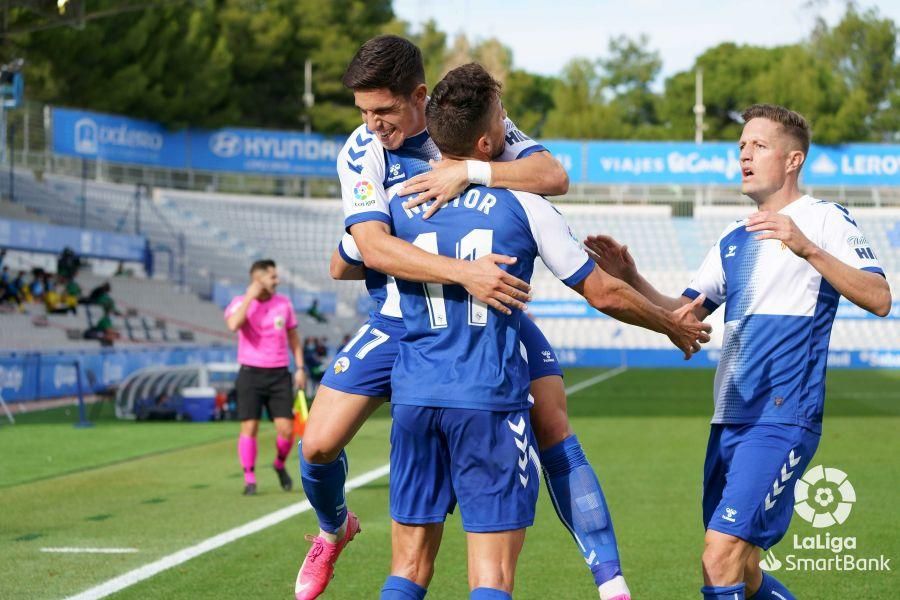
[584,104,891,600]
[379,63,710,600]
[225,259,306,495]
[295,35,628,600]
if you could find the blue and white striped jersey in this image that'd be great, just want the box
[684,195,885,432]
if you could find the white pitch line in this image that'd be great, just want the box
[41,548,139,554]
[564,366,628,396]
[64,463,390,600]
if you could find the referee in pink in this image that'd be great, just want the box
[225,259,306,496]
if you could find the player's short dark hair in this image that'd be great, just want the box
[342,35,425,97]
[742,104,811,160]
[426,63,502,158]
[250,259,276,275]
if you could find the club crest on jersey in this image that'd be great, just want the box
[333,357,350,374]
[387,163,406,183]
[725,245,737,258]
[353,180,375,207]
[273,316,285,330]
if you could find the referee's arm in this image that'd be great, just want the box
[287,325,306,389]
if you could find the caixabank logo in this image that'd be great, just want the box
[759,465,891,574]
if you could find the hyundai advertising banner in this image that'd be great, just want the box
[51,107,900,185]
[188,127,344,177]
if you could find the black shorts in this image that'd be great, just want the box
[236,365,294,421]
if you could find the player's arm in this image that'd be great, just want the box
[572,266,710,358]
[350,220,531,315]
[338,130,531,314]
[330,234,366,281]
[516,192,711,358]
[224,282,262,332]
[746,209,891,317]
[584,234,712,319]
[402,118,568,218]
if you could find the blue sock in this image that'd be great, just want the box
[750,573,795,599]
[299,446,348,533]
[701,583,745,600]
[381,575,427,599]
[470,588,511,600]
[541,435,622,586]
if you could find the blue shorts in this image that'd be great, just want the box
[390,404,540,533]
[703,423,820,550]
[520,316,563,380]
[320,316,562,399]
[319,316,405,398]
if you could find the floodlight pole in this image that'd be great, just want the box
[694,68,705,144]
[302,59,314,198]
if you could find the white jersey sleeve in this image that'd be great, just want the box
[495,117,547,162]
[511,191,593,286]
[338,232,363,265]
[820,203,885,275]
[684,223,737,313]
[337,125,390,231]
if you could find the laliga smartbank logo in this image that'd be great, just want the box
[759,465,891,574]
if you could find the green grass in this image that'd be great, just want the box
[1,368,898,599]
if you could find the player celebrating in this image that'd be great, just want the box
[296,35,627,600]
[379,63,710,600]
[225,260,305,495]
[585,104,891,600]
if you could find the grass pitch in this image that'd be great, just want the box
[1,368,897,599]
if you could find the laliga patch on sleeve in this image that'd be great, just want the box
[353,180,376,208]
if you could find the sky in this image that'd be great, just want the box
[392,0,900,84]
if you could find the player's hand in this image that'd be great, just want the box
[400,159,469,219]
[245,280,264,300]
[457,254,532,315]
[294,369,307,392]
[583,235,638,282]
[668,294,713,360]
[745,211,815,258]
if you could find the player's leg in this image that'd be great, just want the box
[444,405,539,598]
[523,319,629,599]
[743,547,796,600]
[381,521,443,599]
[236,366,262,495]
[467,529,526,598]
[296,322,400,599]
[299,320,398,539]
[380,404,453,599]
[701,424,818,599]
[268,368,296,491]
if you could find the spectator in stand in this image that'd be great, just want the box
[1,267,25,311]
[57,247,81,279]
[28,269,46,303]
[82,282,121,316]
[44,280,71,315]
[83,312,119,346]
[306,298,328,324]
[63,278,81,314]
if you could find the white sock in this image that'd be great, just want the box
[598,575,630,600]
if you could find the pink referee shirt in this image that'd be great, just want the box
[224,294,298,368]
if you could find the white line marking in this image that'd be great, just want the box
[41,548,139,554]
[64,463,390,600]
[564,366,628,396]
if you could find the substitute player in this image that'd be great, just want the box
[379,63,711,599]
[296,36,629,600]
[584,104,891,600]
[225,259,306,496]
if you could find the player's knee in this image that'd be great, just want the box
[702,536,745,584]
[300,433,341,464]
